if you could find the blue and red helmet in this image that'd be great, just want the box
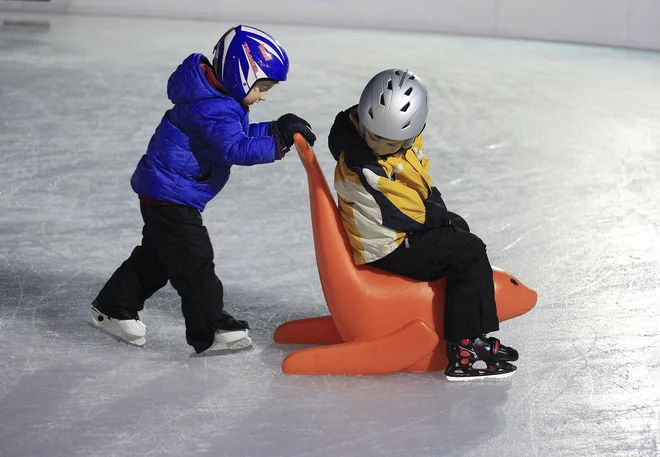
[212,25,290,100]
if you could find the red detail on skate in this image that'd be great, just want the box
[492,339,499,354]
[459,350,471,358]
[461,339,470,345]
[460,358,469,365]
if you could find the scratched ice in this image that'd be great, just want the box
[1,13,659,457]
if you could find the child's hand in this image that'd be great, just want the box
[271,114,317,154]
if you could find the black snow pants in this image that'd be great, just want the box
[93,202,229,353]
[370,213,499,342]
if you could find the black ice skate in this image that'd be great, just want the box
[445,336,518,381]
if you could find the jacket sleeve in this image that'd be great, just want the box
[342,158,426,233]
[192,101,277,165]
[202,118,278,165]
[407,135,450,229]
[248,121,273,137]
[365,169,426,232]
[423,187,450,229]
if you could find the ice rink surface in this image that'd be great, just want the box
[0,12,659,457]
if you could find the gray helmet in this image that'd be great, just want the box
[358,69,428,148]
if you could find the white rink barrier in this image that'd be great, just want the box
[1,0,660,51]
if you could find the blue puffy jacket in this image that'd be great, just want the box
[131,53,277,211]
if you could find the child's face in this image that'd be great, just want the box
[242,81,278,106]
[364,130,405,156]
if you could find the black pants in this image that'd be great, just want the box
[94,202,226,353]
[371,213,499,342]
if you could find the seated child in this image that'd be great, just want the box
[91,25,316,354]
[328,69,518,380]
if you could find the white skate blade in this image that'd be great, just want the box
[227,335,252,350]
[118,332,147,347]
[214,329,249,344]
[204,334,252,353]
[91,307,147,346]
[445,369,516,382]
[117,319,147,338]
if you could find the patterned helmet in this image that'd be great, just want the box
[213,25,289,100]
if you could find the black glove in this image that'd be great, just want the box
[270,113,316,158]
[427,186,445,205]
[423,187,451,230]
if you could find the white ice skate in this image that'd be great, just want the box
[91,307,147,346]
[204,329,252,353]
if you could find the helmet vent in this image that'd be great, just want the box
[394,70,400,75]
[408,75,415,80]
[402,120,411,129]
[404,87,413,96]
[387,79,393,90]
[368,107,374,119]
[379,93,385,106]
[400,101,411,112]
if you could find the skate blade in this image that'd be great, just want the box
[227,335,252,349]
[120,331,146,347]
[89,322,147,347]
[445,369,516,382]
[214,329,249,344]
[203,335,253,353]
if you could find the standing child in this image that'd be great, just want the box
[91,25,316,354]
[328,69,518,380]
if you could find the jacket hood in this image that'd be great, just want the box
[328,106,374,162]
[167,53,231,105]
